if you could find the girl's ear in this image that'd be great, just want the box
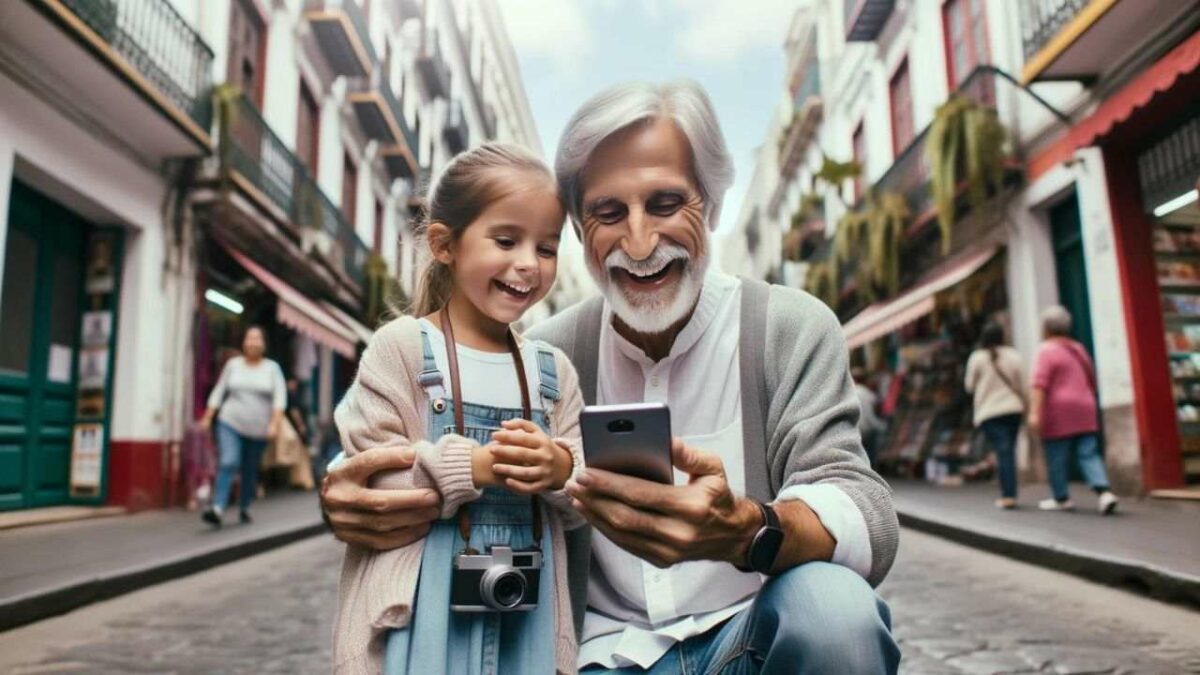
[427,222,455,264]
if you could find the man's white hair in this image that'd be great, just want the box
[554,79,735,232]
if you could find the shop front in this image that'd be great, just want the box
[0,180,124,511]
[1029,30,1200,490]
[844,246,1009,482]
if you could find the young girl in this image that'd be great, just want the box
[332,144,586,675]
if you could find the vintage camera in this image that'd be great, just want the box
[451,545,542,612]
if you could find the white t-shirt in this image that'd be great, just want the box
[418,318,546,414]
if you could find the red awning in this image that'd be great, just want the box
[1029,30,1200,181]
[843,245,999,350]
[222,245,359,359]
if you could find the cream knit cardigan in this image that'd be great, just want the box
[331,316,585,674]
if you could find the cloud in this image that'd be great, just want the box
[493,0,595,72]
[671,0,798,65]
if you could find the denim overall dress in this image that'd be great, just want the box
[383,328,562,675]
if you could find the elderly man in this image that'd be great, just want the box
[321,81,900,673]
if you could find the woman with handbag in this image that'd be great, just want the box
[1029,306,1119,514]
[965,322,1027,509]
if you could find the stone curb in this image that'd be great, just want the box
[0,521,328,632]
[898,510,1200,610]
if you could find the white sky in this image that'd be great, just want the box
[495,0,798,236]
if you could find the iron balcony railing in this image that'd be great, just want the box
[380,76,418,154]
[59,0,214,129]
[1020,0,1089,60]
[417,32,452,99]
[844,0,896,42]
[220,93,369,288]
[444,101,469,154]
[305,0,378,77]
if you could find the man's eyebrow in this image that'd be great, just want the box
[583,196,618,213]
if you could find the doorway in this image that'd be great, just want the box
[0,181,87,510]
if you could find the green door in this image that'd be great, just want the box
[0,181,86,510]
[1050,194,1096,357]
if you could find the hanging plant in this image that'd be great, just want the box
[926,95,1008,253]
[805,259,839,307]
[865,192,909,297]
[816,154,862,192]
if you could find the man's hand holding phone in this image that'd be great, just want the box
[566,435,762,569]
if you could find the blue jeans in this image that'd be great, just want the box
[979,413,1022,499]
[212,421,267,512]
[1043,432,1110,502]
[581,562,900,675]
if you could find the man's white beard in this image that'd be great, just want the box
[587,240,709,335]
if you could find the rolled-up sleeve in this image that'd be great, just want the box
[775,483,873,579]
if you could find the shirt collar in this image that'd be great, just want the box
[603,268,739,368]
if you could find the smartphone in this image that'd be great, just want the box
[580,403,673,484]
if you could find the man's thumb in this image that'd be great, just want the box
[671,437,723,477]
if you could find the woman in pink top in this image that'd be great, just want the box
[1028,306,1118,514]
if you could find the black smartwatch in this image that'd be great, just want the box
[738,500,784,574]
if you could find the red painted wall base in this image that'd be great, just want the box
[106,440,169,511]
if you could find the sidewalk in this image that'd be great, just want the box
[891,479,1200,608]
[0,490,326,631]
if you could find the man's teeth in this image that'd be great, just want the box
[627,262,671,279]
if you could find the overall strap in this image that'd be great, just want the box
[571,296,605,406]
[738,278,772,501]
[535,347,561,404]
[417,328,447,410]
[439,308,542,551]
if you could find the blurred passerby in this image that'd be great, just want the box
[285,378,310,445]
[1029,306,1119,514]
[199,325,286,527]
[965,322,1026,509]
[853,367,887,467]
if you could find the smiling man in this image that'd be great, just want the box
[319,80,900,674]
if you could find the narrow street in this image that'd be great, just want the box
[1,529,1196,675]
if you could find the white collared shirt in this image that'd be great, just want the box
[578,270,873,670]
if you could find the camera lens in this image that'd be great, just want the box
[481,566,526,610]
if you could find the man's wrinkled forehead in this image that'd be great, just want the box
[580,117,701,202]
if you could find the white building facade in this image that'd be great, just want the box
[0,0,542,512]
[724,0,1200,493]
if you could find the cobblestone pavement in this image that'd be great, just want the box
[0,530,1198,674]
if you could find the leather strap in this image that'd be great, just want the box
[439,308,542,551]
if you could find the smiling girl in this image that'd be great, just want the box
[331,144,586,674]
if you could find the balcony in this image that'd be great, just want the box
[2,0,214,156]
[305,0,376,79]
[218,93,369,290]
[481,102,499,139]
[444,101,469,154]
[1020,0,1197,84]
[778,58,823,180]
[416,33,452,99]
[844,0,895,42]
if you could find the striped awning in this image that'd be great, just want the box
[222,245,358,359]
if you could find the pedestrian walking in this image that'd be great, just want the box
[964,322,1026,509]
[853,367,887,468]
[1028,306,1119,514]
[198,325,286,527]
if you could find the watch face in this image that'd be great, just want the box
[750,528,785,573]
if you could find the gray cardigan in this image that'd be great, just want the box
[526,278,899,637]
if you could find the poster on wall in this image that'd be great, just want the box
[81,311,112,348]
[69,423,104,496]
[78,348,109,390]
[85,237,116,295]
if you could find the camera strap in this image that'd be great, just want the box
[439,307,543,554]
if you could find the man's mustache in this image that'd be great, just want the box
[604,242,692,277]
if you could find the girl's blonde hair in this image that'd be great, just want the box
[409,143,558,317]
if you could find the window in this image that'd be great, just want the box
[852,122,866,202]
[227,0,267,107]
[296,81,320,177]
[342,153,358,226]
[373,200,384,255]
[942,0,991,91]
[889,58,914,158]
